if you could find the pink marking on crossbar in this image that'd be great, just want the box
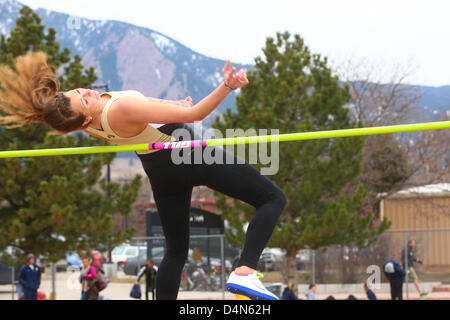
[235,272,254,276]
[190,140,204,147]
[148,139,208,150]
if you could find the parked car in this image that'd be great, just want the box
[0,252,12,285]
[235,248,311,272]
[79,250,109,267]
[231,247,310,272]
[53,250,107,272]
[264,282,283,299]
[124,247,232,277]
[54,258,69,272]
[66,252,83,272]
[296,249,310,270]
[123,247,165,276]
[0,249,29,285]
[112,245,146,270]
[257,248,285,271]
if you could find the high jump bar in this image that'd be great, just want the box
[0,121,449,158]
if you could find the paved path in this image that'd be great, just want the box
[0,272,236,300]
[1,272,449,300]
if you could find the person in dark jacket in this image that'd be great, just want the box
[281,282,299,300]
[383,259,406,300]
[136,260,158,300]
[400,239,427,297]
[18,253,41,300]
[364,283,377,300]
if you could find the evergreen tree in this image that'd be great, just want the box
[363,134,410,194]
[0,5,142,265]
[212,31,390,283]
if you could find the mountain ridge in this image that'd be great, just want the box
[0,0,448,124]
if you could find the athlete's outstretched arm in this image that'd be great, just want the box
[115,60,248,124]
[147,96,193,108]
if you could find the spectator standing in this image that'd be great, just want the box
[136,259,158,300]
[401,239,428,297]
[80,256,99,300]
[281,282,299,300]
[18,254,41,300]
[192,248,203,264]
[383,259,406,300]
[305,284,320,300]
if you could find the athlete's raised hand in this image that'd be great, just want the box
[176,96,193,108]
[222,60,249,90]
[165,96,193,108]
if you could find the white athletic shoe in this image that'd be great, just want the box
[226,271,279,300]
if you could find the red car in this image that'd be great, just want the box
[80,250,109,267]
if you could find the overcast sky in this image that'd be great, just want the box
[19,0,450,86]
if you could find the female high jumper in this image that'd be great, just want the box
[0,51,286,300]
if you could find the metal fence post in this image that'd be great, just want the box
[220,235,225,300]
[11,266,15,300]
[137,245,141,276]
[404,231,408,300]
[311,249,316,284]
[51,263,56,300]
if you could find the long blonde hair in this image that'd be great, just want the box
[288,281,296,291]
[0,51,85,133]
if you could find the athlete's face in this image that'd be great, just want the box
[64,88,101,126]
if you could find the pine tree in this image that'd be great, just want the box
[0,5,142,265]
[212,31,390,283]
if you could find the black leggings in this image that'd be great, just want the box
[137,123,287,300]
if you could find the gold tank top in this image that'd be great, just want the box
[84,90,176,155]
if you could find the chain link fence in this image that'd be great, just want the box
[258,228,450,298]
[126,235,236,298]
[3,229,448,299]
